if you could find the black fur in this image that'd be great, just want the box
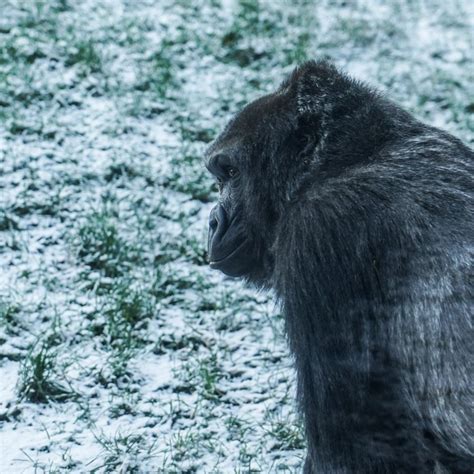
[206,61,474,473]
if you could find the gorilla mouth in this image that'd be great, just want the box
[207,205,255,277]
[209,238,248,267]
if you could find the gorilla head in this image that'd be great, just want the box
[205,63,329,282]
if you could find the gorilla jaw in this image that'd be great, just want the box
[208,204,254,277]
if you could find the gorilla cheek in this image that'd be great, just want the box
[208,205,254,277]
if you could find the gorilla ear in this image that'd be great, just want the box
[276,61,340,162]
[282,60,339,117]
[279,102,322,163]
[294,112,322,163]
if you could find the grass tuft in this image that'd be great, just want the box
[104,280,155,348]
[17,341,72,403]
[65,39,102,73]
[0,297,20,325]
[76,208,135,278]
[91,430,157,472]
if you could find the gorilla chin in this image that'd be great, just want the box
[209,238,254,277]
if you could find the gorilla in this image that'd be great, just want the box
[205,60,473,473]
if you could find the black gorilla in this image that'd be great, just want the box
[205,61,473,473]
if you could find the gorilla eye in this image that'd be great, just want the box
[226,167,239,179]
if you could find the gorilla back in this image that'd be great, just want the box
[205,61,473,473]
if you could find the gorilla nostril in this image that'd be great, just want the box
[209,205,227,233]
[216,205,227,224]
[209,206,220,231]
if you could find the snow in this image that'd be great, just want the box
[0,0,472,471]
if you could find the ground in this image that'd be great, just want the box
[0,0,472,472]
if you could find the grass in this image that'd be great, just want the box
[183,351,224,400]
[0,297,20,330]
[91,430,158,473]
[151,265,207,301]
[0,0,472,471]
[93,280,156,378]
[265,414,305,451]
[64,39,103,73]
[76,206,136,279]
[165,148,216,203]
[104,282,154,343]
[17,341,72,403]
[154,232,208,266]
[135,41,176,98]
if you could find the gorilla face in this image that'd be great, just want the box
[206,152,255,277]
[205,89,314,281]
[205,95,283,280]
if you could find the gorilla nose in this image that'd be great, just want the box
[208,205,230,260]
[209,208,218,232]
[209,205,226,234]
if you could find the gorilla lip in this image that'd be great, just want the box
[209,239,248,266]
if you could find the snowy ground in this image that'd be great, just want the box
[0,0,472,472]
